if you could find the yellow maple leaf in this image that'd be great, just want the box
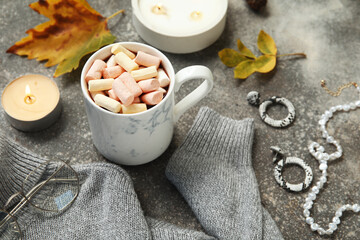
[6,0,124,77]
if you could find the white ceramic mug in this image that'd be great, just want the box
[81,42,213,165]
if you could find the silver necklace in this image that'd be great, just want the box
[304,81,360,235]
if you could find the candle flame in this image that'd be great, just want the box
[152,3,166,15]
[190,10,203,21]
[25,84,31,95]
[24,84,36,104]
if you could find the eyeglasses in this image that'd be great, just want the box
[0,159,80,240]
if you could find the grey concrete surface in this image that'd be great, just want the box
[1,0,359,239]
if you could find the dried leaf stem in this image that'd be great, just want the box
[276,53,307,58]
[107,9,125,20]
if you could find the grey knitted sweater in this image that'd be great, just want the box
[0,107,283,239]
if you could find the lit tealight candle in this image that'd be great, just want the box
[1,74,62,132]
[151,3,167,15]
[132,0,228,53]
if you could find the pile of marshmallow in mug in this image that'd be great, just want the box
[85,44,170,114]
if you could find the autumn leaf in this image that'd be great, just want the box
[257,30,277,55]
[218,30,306,79]
[253,55,276,73]
[237,39,256,59]
[218,49,248,67]
[234,60,255,79]
[6,0,124,78]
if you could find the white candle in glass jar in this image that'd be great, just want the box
[132,0,228,53]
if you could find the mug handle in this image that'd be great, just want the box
[174,65,214,122]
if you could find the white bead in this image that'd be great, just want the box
[356,100,360,107]
[303,209,310,217]
[306,217,314,224]
[318,119,326,125]
[324,110,332,118]
[329,223,337,231]
[350,102,356,109]
[325,229,334,235]
[314,152,322,159]
[343,105,350,111]
[310,223,319,231]
[317,146,325,152]
[316,181,323,189]
[330,107,337,112]
[352,204,360,212]
[320,176,327,183]
[329,154,337,160]
[332,217,340,224]
[340,206,346,211]
[334,152,342,158]
[319,163,328,170]
[326,136,334,143]
[335,210,343,217]
[304,202,313,209]
[317,228,326,235]
[335,105,343,111]
[312,186,319,194]
[322,132,329,138]
[322,153,330,161]
[320,160,327,164]
[308,193,316,200]
[345,204,352,210]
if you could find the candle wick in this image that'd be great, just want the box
[152,4,167,15]
[190,11,203,21]
[24,94,36,104]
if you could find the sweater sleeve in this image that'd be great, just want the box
[166,107,283,240]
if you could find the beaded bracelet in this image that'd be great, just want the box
[304,81,360,235]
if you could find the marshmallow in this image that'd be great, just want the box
[133,97,140,103]
[131,66,158,81]
[106,55,117,68]
[107,89,119,101]
[156,87,167,94]
[112,77,134,106]
[122,104,147,114]
[94,94,121,113]
[157,68,170,87]
[103,66,124,79]
[134,51,161,68]
[140,91,163,105]
[85,59,106,82]
[118,72,142,97]
[88,78,114,92]
[137,78,160,93]
[115,52,139,72]
[111,44,136,59]
[90,91,105,100]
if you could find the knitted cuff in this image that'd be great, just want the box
[0,134,46,207]
[146,217,215,240]
[180,107,254,166]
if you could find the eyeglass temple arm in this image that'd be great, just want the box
[1,177,77,226]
